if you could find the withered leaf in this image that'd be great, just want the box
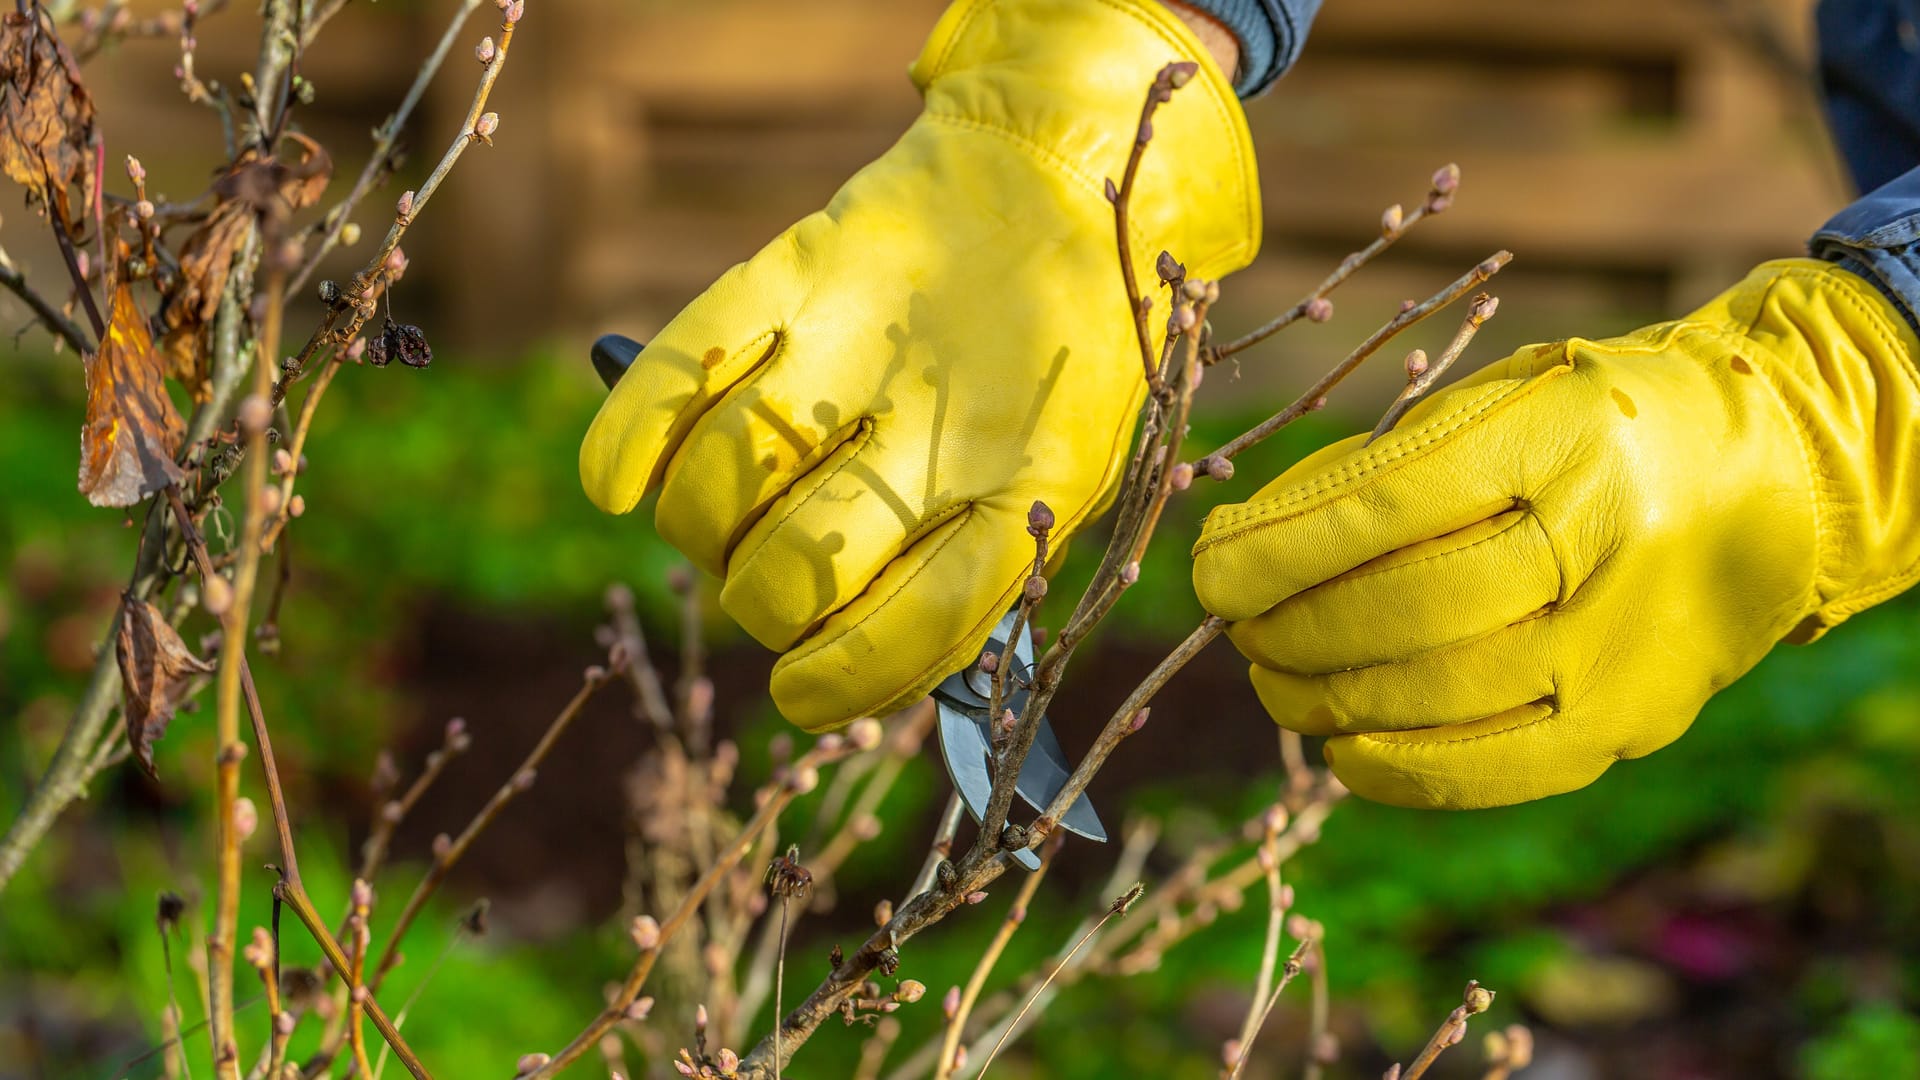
[0,10,95,234]
[80,283,186,506]
[214,132,332,214]
[159,134,334,399]
[116,595,215,779]
[160,199,249,399]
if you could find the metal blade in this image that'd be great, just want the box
[935,698,1041,871]
[929,609,1106,868]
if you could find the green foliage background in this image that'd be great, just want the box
[4,351,1919,1077]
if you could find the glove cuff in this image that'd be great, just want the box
[910,0,1262,283]
[1694,259,1920,639]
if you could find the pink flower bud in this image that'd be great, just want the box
[125,155,145,183]
[135,199,155,220]
[431,832,453,860]
[1027,500,1055,535]
[475,112,500,140]
[515,1053,550,1074]
[1432,162,1461,196]
[237,394,271,434]
[476,36,496,64]
[395,190,415,219]
[977,650,999,674]
[1120,562,1139,585]
[1128,707,1149,733]
[626,996,654,1020]
[1305,296,1333,323]
[630,915,661,951]
[1381,203,1404,235]
[1023,575,1047,603]
[787,764,819,794]
[896,979,927,1003]
[1405,349,1429,379]
[1202,455,1234,482]
[965,891,988,904]
[847,717,882,751]
[815,733,845,755]
[233,797,257,842]
[943,985,961,1019]
[1171,462,1194,490]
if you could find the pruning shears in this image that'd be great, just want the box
[593,334,1106,871]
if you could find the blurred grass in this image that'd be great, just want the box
[3,350,1919,1077]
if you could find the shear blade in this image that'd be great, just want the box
[936,699,1041,871]
[931,611,1107,871]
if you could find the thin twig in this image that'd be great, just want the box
[908,794,966,901]
[1210,165,1461,363]
[974,884,1143,1078]
[1304,940,1332,1080]
[0,250,92,350]
[1369,292,1499,443]
[1397,982,1497,1080]
[1225,932,1319,1080]
[369,668,614,991]
[935,837,1058,1080]
[1233,812,1289,1055]
[1108,61,1198,393]
[525,739,856,1077]
[272,876,433,1078]
[287,0,485,297]
[1205,252,1512,465]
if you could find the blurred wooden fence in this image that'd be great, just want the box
[46,0,1849,399]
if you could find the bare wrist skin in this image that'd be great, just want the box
[1160,0,1241,82]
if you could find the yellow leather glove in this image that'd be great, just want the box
[1193,260,1920,809]
[581,0,1259,731]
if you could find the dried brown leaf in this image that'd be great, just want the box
[159,134,333,398]
[80,283,185,506]
[116,595,215,778]
[0,10,95,234]
[160,199,249,399]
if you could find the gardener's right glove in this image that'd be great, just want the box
[1192,173,1920,809]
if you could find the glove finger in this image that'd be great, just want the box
[654,342,869,578]
[1321,698,1617,809]
[1248,615,1556,735]
[1193,358,1572,622]
[768,505,1031,732]
[579,232,807,515]
[718,429,964,651]
[1229,507,1558,674]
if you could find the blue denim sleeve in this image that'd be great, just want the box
[1812,165,1920,334]
[1816,0,1920,194]
[1184,0,1322,97]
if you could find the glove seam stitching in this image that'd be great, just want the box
[723,417,877,592]
[1303,504,1531,590]
[1194,377,1545,545]
[776,408,1136,726]
[1347,703,1554,748]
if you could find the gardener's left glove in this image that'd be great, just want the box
[579,0,1260,731]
